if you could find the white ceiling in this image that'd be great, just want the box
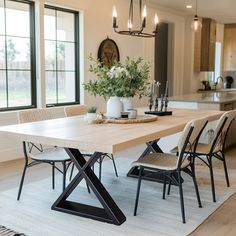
[151,0,236,23]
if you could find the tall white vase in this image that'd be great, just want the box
[120,97,133,111]
[106,96,123,118]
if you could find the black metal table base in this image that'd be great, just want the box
[52,148,126,225]
[127,139,181,184]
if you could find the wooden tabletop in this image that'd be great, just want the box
[0,108,223,154]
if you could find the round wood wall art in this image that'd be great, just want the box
[98,37,120,68]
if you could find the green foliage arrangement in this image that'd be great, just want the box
[87,106,97,113]
[84,56,150,99]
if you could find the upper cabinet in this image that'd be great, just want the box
[223,24,236,71]
[194,18,216,72]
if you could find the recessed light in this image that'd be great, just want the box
[186,5,193,9]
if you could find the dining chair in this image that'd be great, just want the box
[194,109,236,202]
[64,105,118,180]
[17,108,72,200]
[132,117,208,223]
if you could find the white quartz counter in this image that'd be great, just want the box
[169,92,236,104]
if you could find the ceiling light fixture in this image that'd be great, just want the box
[191,0,202,32]
[112,0,159,38]
[186,5,192,9]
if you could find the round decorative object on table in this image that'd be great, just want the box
[120,97,133,111]
[106,96,123,118]
[98,37,120,68]
[105,115,157,124]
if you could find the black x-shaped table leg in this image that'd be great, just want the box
[127,139,181,184]
[52,148,126,225]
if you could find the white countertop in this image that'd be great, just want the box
[169,92,236,104]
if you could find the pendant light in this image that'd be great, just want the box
[191,0,202,32]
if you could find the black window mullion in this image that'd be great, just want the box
[29,0,36,108]
[75,12,80,103]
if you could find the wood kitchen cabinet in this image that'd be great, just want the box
[223,24,236,71]
[194,18,216,72]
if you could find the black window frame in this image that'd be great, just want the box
[44,5,80,107]
[0,0,36,111]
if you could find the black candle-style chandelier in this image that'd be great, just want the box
[112,0,159,38]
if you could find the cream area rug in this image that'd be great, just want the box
[0,155,235,236]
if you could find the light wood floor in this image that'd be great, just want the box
[1,149,236,235]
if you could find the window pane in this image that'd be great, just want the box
[44,8,56,40]
[0,70,7,108]
[57,11,74,42]
[57,42,75,71]
[45,40,56,70]
[7,37,30,70]
[58,72,75,103]
[8,70,31,107]
[6,1,30,37]
[0,36,5,69]
[46,71,57,104]
[0,1,5,35]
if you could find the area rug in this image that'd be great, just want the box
[0,156,235,236]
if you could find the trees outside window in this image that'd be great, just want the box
[0,0,36,110]
[44,6,79,106]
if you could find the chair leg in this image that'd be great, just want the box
[162,175,167,199]
[52,162,55,189]
[167,179,172,195]
[190,160,202,208]
[208,156,216,202]
[178,171,186,223]
[62,161,66,191]
[99,156,103,181]
[110,154,118,177]
[17,164,28,201]
[134,167,144,216]
[221,152,230,187]
[69,163,75,181]
[86,182,91,194]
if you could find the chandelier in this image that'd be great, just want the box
[112,0,159,38]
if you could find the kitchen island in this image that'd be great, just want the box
[169,92,236,111]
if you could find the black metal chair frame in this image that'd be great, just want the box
[134,126,202,223]
[17,141,72,200]
[194,116,231,202]
[167,120,209,195]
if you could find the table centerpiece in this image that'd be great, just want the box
[84,56,150,118]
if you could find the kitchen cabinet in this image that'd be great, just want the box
[194,18,216,72]
[223,24,236,71]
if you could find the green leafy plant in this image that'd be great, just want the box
[84,55,150,99]
[87,106,97,113]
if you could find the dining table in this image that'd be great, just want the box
[0,108,223,225]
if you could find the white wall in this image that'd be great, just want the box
[0,0,187,161]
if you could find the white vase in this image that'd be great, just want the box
[120,97,133,111]
[106,96,123,118]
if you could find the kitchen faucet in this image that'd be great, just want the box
[214,76,224,89]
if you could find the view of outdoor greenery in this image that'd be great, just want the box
[44,8,76,105]
[0,1,32,109]
[0,1,78,110]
